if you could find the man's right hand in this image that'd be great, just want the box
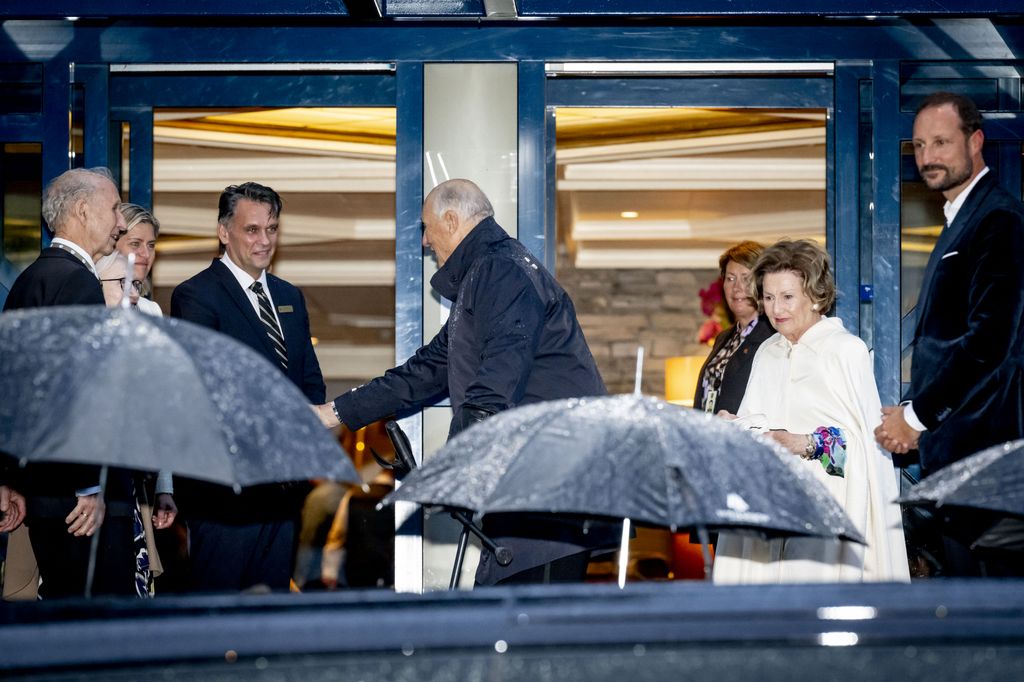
[65,493,105,537]
[313,402,341,429]
[0,485,27,533]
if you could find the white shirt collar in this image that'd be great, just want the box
[943,166,989,227]
[51,237,98,278]
[220,251,269,293]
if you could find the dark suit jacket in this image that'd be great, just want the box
[170,258,325,404]
[170,259,325,536]
[909,172,1024,474]
[3,247,111,502]
[3,247,104,310]
[693,314,775,415]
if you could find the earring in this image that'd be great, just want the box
[811,304,819,311]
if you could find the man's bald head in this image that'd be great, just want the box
[41,167,126,260]
[424,179,494,224]
[421,179,495,267]
[42,168,115,234]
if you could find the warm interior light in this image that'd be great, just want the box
[310,336,319,346]
[620,210,639,218]
[664,355,708,407]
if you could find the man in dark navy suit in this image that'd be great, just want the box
[4,167,139,598]
[171,182,325,592]
[875,92,1024,576]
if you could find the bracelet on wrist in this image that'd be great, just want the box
[800,433,812,459]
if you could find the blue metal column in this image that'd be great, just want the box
[393,60,425,593]
[78,64,109,171]
[996,140,1022,201]
[518,61,547,267]
[126,108,154,208]
[545,106,557,272]
[870,61,903,406]
[41,58,71,243]
[833,62,869,337]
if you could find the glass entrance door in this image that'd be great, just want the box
[100,67,402,592]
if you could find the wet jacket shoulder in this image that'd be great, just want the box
[3,248,103,311]
[440,219,606,420]
[333,218,605,432]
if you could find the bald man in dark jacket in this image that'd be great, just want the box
[317,179,614,585]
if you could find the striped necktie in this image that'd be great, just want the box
[250,281,288,371]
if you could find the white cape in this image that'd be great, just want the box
[713,317,910,583]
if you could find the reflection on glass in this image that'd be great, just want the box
[1,143,42,270]
[145,106,397,592]
[556,107,827,396]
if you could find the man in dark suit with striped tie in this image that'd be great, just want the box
[171,182,325,592]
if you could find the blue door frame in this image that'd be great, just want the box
[2,17,1024,459]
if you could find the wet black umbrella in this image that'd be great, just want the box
[0,306,358,489]
[899,440,1024,519]
[899,440,1024,552]
[387,393,865,581]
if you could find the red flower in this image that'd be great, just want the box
[698,279,723,317]
[698,318,723,345]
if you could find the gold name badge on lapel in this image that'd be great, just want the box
[277,305,294,313]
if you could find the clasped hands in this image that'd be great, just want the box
[873,405,920,454]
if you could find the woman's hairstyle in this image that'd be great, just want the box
[752,239,836,313]
[120,203,160,237]
[718,240,763,279]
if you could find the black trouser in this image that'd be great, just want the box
[187,518,295,592]
[28,509,135,599]
[939,509,1024,578]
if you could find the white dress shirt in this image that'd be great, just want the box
[51,237,99,278]
[219,252,283,331]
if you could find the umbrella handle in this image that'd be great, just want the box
[385,421,418,472]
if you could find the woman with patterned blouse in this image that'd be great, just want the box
[694,241,775,415]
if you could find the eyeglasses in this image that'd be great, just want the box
[100,277,143,294]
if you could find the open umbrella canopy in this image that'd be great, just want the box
[388,393,864,544]
[0,306,358,489]
[899,439,1024,519]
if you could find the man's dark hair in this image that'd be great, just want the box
[916,91,984,136]
[217,182,283,227]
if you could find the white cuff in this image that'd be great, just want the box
[156,470,174,495]
[76,486,102,497]
[901,401,928,432]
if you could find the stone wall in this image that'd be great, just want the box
[556,246,717,397]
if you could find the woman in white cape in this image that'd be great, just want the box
[713,239,909,584]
